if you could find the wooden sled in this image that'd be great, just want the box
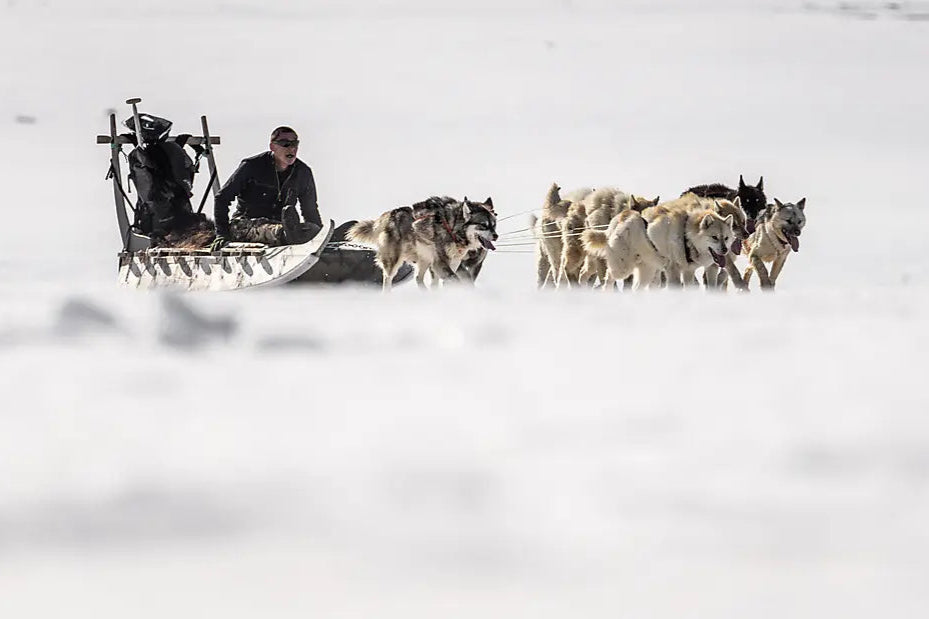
[98,99,333,291]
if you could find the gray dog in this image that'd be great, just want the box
[349,196,497,290]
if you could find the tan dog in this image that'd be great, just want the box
[641,197,736,287]
[693,195,750,290]
[743,198,807,290]
[531,184,594,287]
[530,183,572,288]
[557,201,589,287]
[578,188,660,286]
[581,209,668,290]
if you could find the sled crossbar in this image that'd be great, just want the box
[96,135,220,146]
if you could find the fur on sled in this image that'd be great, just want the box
[155,212,216,249]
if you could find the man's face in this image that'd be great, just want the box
[270,132,299,169]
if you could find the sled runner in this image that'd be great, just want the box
[117,226,333,291]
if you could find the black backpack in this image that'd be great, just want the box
[124,114,195,235]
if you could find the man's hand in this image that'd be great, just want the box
[209,236,227,252]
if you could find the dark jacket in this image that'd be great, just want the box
[214,151,321,237]
[128,141,195,236]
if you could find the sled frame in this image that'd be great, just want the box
[96,114,222,252]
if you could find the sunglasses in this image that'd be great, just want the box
[273,139,299,148]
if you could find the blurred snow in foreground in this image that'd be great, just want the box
[2,285,928,617]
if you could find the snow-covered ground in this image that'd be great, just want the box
[2,2,929,617]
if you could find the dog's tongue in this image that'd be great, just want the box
[746,219,756,234]
[479,236,496,251]
[788,234,799,252]
[731,239,742,256]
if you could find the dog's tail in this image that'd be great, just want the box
[581,229,609,258]
[347,219,378,246]
[542,183,571,221]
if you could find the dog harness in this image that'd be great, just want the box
[414,210,462,245]
[683,234,696,264]
[442,217,463,245]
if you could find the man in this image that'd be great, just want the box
[212,126,322,248]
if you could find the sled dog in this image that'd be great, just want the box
[532,183,573,288]
[429,196,497,284]
[550,186,596,287]
[347,206,416,291]
[556,201,589,286]
[578,188,660,286]
[581,209,668,290]
[742,197,806,290]
[684,175,766,234]
[348,196,497,290]
[691,195,751,290]
[641,197,736,287]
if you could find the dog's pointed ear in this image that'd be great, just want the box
[653,196,659,205]
[700,213,715,229]
[757,176,764,191]
[461,200,471,219]
[724,214,734,228]
[484,197,493,208]
[733,196,742,208]
[739,174,746,189]
[797,197,806,210]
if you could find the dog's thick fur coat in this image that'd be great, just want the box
[581,209,668,289]
[578,188,659,286]
[558,201,589,286]
[639,195,736,287]
[743,197,807,289]
[532,183,574,287]
[348,196,497,290]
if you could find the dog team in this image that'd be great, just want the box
[347,175,806,291]
[534,176,807,291]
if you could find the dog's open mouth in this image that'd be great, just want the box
[708,247,726,268]
[746,219,757,234]
[787,233,800,252]
[730,239,742,255]
[479,236,496,251]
